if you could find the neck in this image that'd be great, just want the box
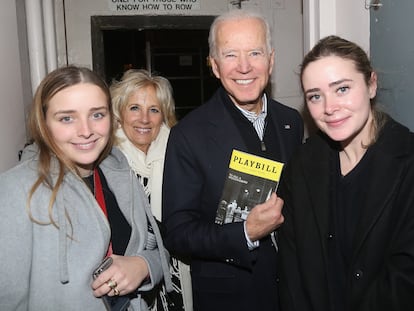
[339,146,367,175]
[230,95,264,115]
[79,167,93,178]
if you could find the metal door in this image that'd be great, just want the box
[370,0,414,130]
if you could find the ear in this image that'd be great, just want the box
[268,49,275,75]
[368,71,378,99]
[209,56,221,79]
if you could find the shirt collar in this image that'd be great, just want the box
[234,94,268,123]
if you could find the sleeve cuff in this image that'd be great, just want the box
[243,221,259,250]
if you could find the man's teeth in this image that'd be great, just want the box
[236,79,253,85]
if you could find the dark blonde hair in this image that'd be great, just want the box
[26,65,114,227]
[110,69,177,128]
[301,35,387,144]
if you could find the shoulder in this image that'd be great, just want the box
[173,88,226,130]
[0,157,38,183]
[289,132,332,164]
[267,98,304,136]
[19,142,39,162]
[174,106,214,131]
[377,117,414,157]
[0,160,38,208]
[101,147,130,170]
[169,108,218,148]
[268,98,301,119]
[99,147,136,188]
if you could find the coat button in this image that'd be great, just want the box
[327,233,334,240]
[354,269,363,280]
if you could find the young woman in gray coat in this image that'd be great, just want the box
[0,66,171,310]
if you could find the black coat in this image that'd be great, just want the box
[162,87,303,311]
[278,118,414,311]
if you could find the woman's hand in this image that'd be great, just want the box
[91,255,149,297]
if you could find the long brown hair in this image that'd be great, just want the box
[26,65,114,227]
[301,35,387,145]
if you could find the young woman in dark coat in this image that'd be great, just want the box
[278,35,414,311]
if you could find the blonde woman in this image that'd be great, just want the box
[111,69,192,311]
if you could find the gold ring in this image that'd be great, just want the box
[113,288,120,296]
[106,279,117,290]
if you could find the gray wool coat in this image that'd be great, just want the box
[0,146,171,311]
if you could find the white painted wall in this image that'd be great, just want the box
[0,1,26,172]
[58,0,304,111]
[304,0,370,54]
[335,1,370,53]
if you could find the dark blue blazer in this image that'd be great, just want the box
[162,87,303,311]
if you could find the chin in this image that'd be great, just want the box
[325,132,351,143]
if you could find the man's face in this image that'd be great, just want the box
[210,17,274,112]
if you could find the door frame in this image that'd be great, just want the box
[91,15,215,79]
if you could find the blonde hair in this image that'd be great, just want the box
[110,69,177,128]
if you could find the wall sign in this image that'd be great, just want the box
[108,0,201,12]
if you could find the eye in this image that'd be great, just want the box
[59,115,73,123]
[223,52,236,59]
[250,50,264,57]
[307,93,321,103]
[337,86,349,94]
[129,105,139,111]
[92,112,105,120]
[150,107,161,114]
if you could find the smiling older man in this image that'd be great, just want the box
[162,9,304,311]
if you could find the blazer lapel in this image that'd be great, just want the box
[206,88,247,155]
[350,120,411,260]
[301,135,333,252]
[268,105,288,162]
[351,154,399,260]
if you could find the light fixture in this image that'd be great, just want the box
[229,0,249,9]
[365,0,383,10]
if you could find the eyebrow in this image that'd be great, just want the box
[304,88,320,95]
[329,78,353,87]
[221,47,264,54]
[304,78,353,95]
[53,110,75,116]
[53,106,107,116]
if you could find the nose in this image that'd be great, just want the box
[77,118,93,138]
[324,95,340,115]
[138,109,150,123]
[237,54,252,73]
